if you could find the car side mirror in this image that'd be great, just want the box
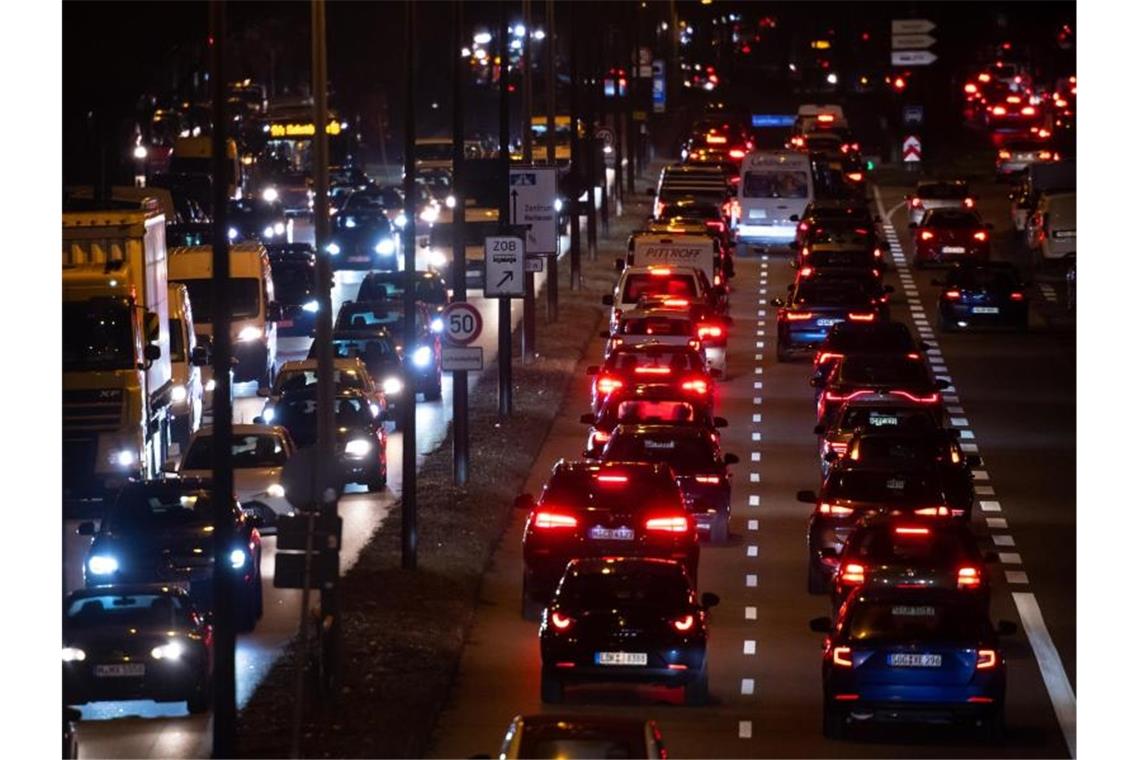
[580,413,595,424]
[614,258,626,272]
[77,521,96,536]
[824,451,838,463]
[513,493,535,510]
[796,489,817,504]
[257,388,271,397]
[700,592,721,609]
[813,424,826,435]
[996,620,1018,637]
[936,379,950,390]
[723,453,739,466]
[714,416,728,428]
[144,343,162,361]
[809,616,832,634]
[267,302,283,322]
[769,298,784,307]
[601,294,615,306]
[190,345,209,366]
[966,455,982,468]
[789,214,799,222]
[586,365,600,376]
[252,416,266,425]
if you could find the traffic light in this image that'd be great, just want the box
[891,74,908,93]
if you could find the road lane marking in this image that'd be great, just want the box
[986,518,1008,529]
[751,452,761,462]
[741,678,755,695]
[753,396,763,404]
[746,574,758,587]
[749,473,760,482]
[959,430,975,439]
[999,552,1022,564]
[743,640,756,655]
[747,545,759,557]
[1012,590,1076,757]
[1006,570,1029,584]
[749,495,760,506]
[752,432,762,441]
[739,721,753,739]
[961,442,979,452]
[748,519,759,530]
[951,417,969,426]
[745,606,757,620]
[752,413,762,422]
[944,394,960,403]
[948,405,965,414]
[980,500,1002,512]
[976,485,995,495]
[754,381,763,389]
[993,534,1016,547]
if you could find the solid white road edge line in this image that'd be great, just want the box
[1012,592,1076,757]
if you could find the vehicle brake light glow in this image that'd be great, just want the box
[645,515,690,533]
[978,73,991,83]
[1037,150,1053,160]
[818,113,835,123]
[1021,106,1036,116]
[895,526,931,536]
[958,567,983,589]
[534,511,578,529]
[729,148,745,159]
[819,502,854,516]
[798,221,809,231]
[1010,291,1025,301]
[697,324,723,339]
[799,266,814,277]
[785,311,814,321]
[998,150,1011,160]
[992,105,1007,115]
[706,220,726,233]
[550,610,574,630]
[920,231,935,241]
[694,475,721,484]
[944,289,962,300]
[634,366,672,375]
[649,267,674,276]
[847,312,876,322]
[964,197,976,209]
[663,298,690,307]
[597,375,623,394]
[973,230,988,242]
[846,172,864,182]
[964,83,978,94]
[976,649,998,669]
[890,390,940,404]
[839,563,865,585]
[681,378,709,394]
[914,506,951,516]
[816,351,842,365]
[832,646,853,667]
[706,134,727,144]
[596,474,629,484]
[672,614,695,632]
[591,430,611,446]
[910,197,923,209]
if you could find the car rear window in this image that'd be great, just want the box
[557,562,690,608]
[849,525,965,564]
[846,598,989,643]
[838,358,930,385]
[519,723,647,760]
[792,281,869,306]
[926,210,982,228]
[828,325,915,353]
[276,368,366,394]
[612,399,697,424]
[916,183,968,200]
[622,274,698,302]
[826,469,942,504]
[609,348,703,373]
[544,469,682,510]
[602,433,718,473]
[809,224,874,245]
[619,316,692,337]
[948,267,1018,290]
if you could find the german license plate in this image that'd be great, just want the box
[349,255,369,263]
[816,318,839,327]
[1054,230,1076,239]
[595,651,648,666]
[972,306,999,314]
[589,525,635,541]
[888,653,942,668]
[95,663,146,677]
[942,246,966,254]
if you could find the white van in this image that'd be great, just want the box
[736,151,814,248]
[168,282,207,446]
[1030,191,1076,263]
[169,241,280,388]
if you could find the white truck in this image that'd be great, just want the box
[626,233,718,284]
[63,204,175,507]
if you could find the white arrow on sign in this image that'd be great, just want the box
[892,33,936,50]
[891,50,938,67]
[892,19,935,35]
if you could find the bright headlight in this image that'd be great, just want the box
[327,242,341,255]
[382,377,404,395]
[88,555,119,575]
[375,238,396,255]
[445,195,456,209]
[395,213,408,229]
[237,326,263,342]
[369,402,381,418]
[62,647,86,662]
[229,549,247,569]
[109,449,137,467]
[345,217,357,228]
[151,641,185,660]
[554,198,564,212]
[274,221,286,235]
[262,187,279,203]
[427,249,448,268]
[430,317,444,333]
[267,483,286,498]
[227,227,238,240]
[263,225,275,238]
[412,346,433,367]
[206,379,217,392]
[171,384,188,404]
[262,406,275,423]
[302,300,319,313]
[345,438,372,457]
[419,206,439,223]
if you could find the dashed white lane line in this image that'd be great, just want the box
[986,518,1008,529]
[749,473,760,483]
[741,678,755,695]
[745,606,757,620]
[959,430,976,439]
[739,721,753,739]
[751,432,762,441]
[993,534,1016,547]
[1005,570,1030,584]
[753,395,763,404]
[1011,592,1076,755]
[745,574,758,587]
[960,442,979,453]
[976,485,995,495]
[743,640,756,655]
[747,545,759,557]
[950,417,969,426]
[979,500,1002,512]
[999,552,1022,564]
[749,495,760,506]
[752,413,762,422]
[948,405,966,414]
[750,452,761,462]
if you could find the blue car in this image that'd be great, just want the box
[810,588,1016,740]
[772,277,883,362]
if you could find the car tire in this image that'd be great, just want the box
[540,672,565,704]
[187,677,212,715]
[822,704,847,740]
[521,573,544,622]
[808,558,830,595]
[683,665,710,706]
[367,466,388,492]
[710,513,729,545]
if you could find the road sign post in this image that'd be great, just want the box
[903,134,922,170]
[442,301,483,345]
[891,50,938,66]
[484,236,526,297]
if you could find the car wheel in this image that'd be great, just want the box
[710,513,729,545]
[540,672,565,704]
[521,573,544,622]
[822,704,847,740]
[808,558,830,595]
[186,677,212,715]
[683,665,710,706]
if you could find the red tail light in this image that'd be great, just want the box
[873,247,882,258]
[847,312,876,322]
[910,197,923,209]
[706,134,727,144]
[964,197,975,208]
[816,351,842,365]
[694,475,721,484]
[596,375,623,394]
[596,474,629,485]
[1021,106,1036,116]
[919,231,935,241]
[839,563,865,585]
[992,105,1007,116]
[697,324,724,339]
[890,390,940,404]
[648,267,673,276]
[634,366,671,375]
[534,511,578,529]
[591,430,611,446]
[973,230,988,242]
[977,73,991,83]
[705,220,726,232]
[906,352,921,360]
[799,266,814,277]
[895,526,930,536]
[1010,291,1025,301]
[846,172,864,183]
[798,221,809,231]
[914,506,951,516]
[1037,150,1053,160]
[832,645,853,667]
[663,298,690,307]
[819,502,854,516]
[729,148,745,159]
[713,273,722,287]
[785,311,814,321]
[944,289,962,300]
[818,113,835,123]
[681,378,709,394]
[998,150,1012,160]
[964,82,978,94]
[550,610,574,630]
[826,441,847,456]
[672,614,695,632]
[976,649,998,669]
[645,515,691,533]
[957,566,982,589]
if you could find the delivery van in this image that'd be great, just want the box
[167,282,207,447]
[736,151,814,249]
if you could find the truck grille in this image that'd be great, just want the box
[63,389,123,433]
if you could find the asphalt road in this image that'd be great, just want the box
[429,177,1075,758]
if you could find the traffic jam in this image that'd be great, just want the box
[55,2,1082,759]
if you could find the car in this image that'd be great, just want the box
[814,354,945,428]
[599,424,738,544]
[177,424,296,530]
[77,478,264,631]
[985,92,1047,134]
[259,357,388,416]
[813,396,946,478]
[812,321,927,397]
[580,385,726,458]
[495,714,669,759]
[828,516,993,611]
[309,328,406,420]
[911,208,992,268]
[771,277,885,362]
[604,265,722,330]
[794,200,881,250]
[258,387,388,491]
[539,557,719,705]
[934,263,1029,332]
[799,463,953,593]
[794,261,891,317]
[334,299,443,401]
[1026,190,1076,267]
[327,210,399,271]
[342,185,406,229]
[906,181,974,226]
[810,588,1015,739]
[266,243,319,337]
[357,270,451,328]
[630,294,731,370]
[995,141,1060,177]
[226,198,290,245]
[796,220,883,268]
[63,584,214,713]
[517,460,700,619]
[587,341,715,416]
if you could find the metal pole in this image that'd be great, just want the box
[544,0,559,317]
[627,0,638,191]
[520,0,536,362]
[311,0,340,695]
[451,0,469,485]
[498,0,512,417]
[584,10,598,268]
[598,21,610,238]
[567,1,582,289]
[208,4,236,756]
[402,0,419,567]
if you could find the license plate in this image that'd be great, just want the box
[348,255,369,262]
[94,663,146,678]
[748,209,767,220]
[1054,230,1076,239]
[942,246,966,254]
[589,525,635,541]
[972,306,1000,314]
[595,651,648,666]
[816,318,839,327]
[888,653,942,668]
[278,319,294,328]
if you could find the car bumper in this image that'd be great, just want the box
[915,245,990,264]
[541,643,707,685]
[737,224,796,245]
[939,302,1027,327]
[64,661,205,705]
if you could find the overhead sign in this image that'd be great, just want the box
[441,346,484,372]
[903,105,924,126]
[892,33,936,49]
[525,255,544,273]
[652,60,666,113]
[484,235,525,297]
[441,301,483,346]
[892,50,938,66]
[752,114,796,128]
[903,135,922,162]
[268,121,342,138]
[508,166,558,256]
[891,19,935,35]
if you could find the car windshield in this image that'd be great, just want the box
[182,433,288,470]
[62,298,135,372]
[270,260,316,303]
[328,337,398,362]
[65,593,190,630]
[602,434,718,472]
[850,525,964,564]
[839,358,930,385]
[106,487,215,531]
[610,349,703,373]
[827,469,942,504]
[359,274,448,305]
[926,210,982,228]
[276,367,367,394]
[176,277,260,321]
[518,724,645,760]
[828,325,914,352]
[558,564,690,608]
[622,274,698,302]
[276,395,374,431]
[846,598,990,643]
[917,183,968,200]
[743,170,809,199]
[619,316,692,336]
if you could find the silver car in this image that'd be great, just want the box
[906,180,974,226]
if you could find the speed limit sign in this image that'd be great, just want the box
[442,302,483,346]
